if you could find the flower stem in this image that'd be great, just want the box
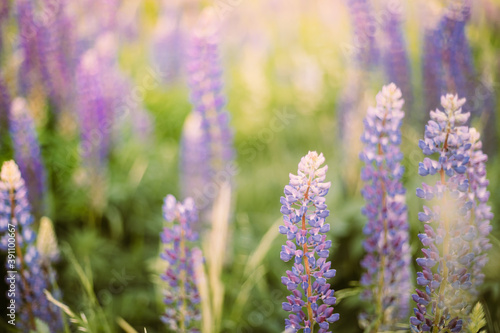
[9,187,36,330]
[373,128,388,333]
[303,180,314,332]
[432,127,451,332]
[180,227,187,333]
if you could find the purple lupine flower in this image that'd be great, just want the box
[411,94,474,332]
[182,17,234,211]
[279,151,339,333]
[421,1,495,119]
[9,98,47,218]
[160,194,202,332]
[151,5,185,84]
[37,0,75,111]
[75,48,114,173]
[345,0,379,68]
[0,161,63,331]
[358,84,411,330]
[464,128,492,300]
[380,4,413,110]
[16,0,45,96]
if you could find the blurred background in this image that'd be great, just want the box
[0,0,499,332]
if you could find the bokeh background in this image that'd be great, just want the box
[0,0,499,332]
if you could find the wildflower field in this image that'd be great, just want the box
[0,0,499,332]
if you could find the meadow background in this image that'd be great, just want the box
[0,0,499,332]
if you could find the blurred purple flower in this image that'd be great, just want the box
[76,49,110,170]
[160,194,202,331]
[15,0,45,96]
[411,94,474,332]
[0,161,63,331]
[37,0,76,111]
[380,4,413,110]
[151,6,185,84]
[182,18,234,211]
[279,151,339,333]
[345,0,379,68]
[9,97,47,218]
[359,84,411,329]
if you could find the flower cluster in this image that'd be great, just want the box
[359,84,411,329]
[160,195,202,332]
[0,161,63,331]
[9,98,47,218]
[279,151,338,333]
[411,94,474,332]
[181,13,234,212]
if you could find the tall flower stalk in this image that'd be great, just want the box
[160,195,202,332]
[182,14,234,213]
[9,97,47,218]
[0,161,63,331]
[411,94,474,332]
[359,84,411,331]
[279,151,339,333]
[345,0,379,69]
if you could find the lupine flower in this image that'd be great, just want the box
[345,0,379,68]
[464,128,492,300]
[37,0,75,111]
[422,1,495,118]
[358,84,411,330]
[279,151,339,333]
[75,48,113,173]
[151,6,185,84]
[9,97,47,218]
[0,161,63,331]
[160,194,202,332]
[16,0,43,96]
[411,94,474,332]
[182,14,234,211]
[380,4,413,111]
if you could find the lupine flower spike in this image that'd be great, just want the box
[9,97,47,218]
[359,83,411,331]
[182,12,234,213]
[160,195,202,332]
[280,151,339,333]
[0,161,63,331]
[345,0,379,68]
[411,94,474,332]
